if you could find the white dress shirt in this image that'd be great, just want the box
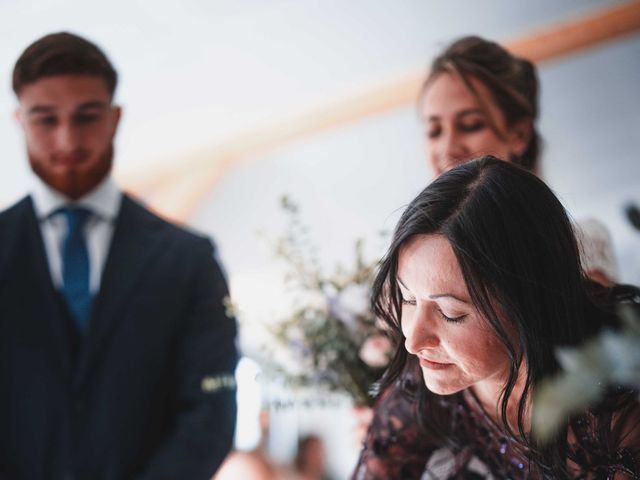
[31,176,123,294]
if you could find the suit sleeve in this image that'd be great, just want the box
[137,238,238,480]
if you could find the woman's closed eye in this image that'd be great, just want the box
[401,296,467,323]
[437,307,467,323]
[426,125,441,139]
[426,121,485,140]
[458,120,486,133]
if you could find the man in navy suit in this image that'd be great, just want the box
[0,32,238,479]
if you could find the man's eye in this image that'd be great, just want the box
[75,114,99,124]
[34,116,57,126]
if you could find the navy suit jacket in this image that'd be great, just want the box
[0,194,238,480]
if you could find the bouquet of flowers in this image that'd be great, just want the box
[261,196,392,407]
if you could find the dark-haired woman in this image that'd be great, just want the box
[352,157,640,479]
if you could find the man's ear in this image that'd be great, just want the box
[109,105,122,135]
[509,118,533,157]
[14,107,24,127]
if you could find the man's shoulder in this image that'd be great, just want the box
[121,194,214,250]
[0,197,34,269]
[0,196,35,236]
[0,196,33,222]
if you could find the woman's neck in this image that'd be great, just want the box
[470,365,531,433]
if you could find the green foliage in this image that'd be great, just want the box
[263,196,391,407]
[534,302,640,441]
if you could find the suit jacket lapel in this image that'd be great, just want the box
[74,195,166,388]
[17,197,73,383]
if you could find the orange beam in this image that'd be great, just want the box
[507,0,640,62]
[120,1,640,221]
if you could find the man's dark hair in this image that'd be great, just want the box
[13,32,117,97]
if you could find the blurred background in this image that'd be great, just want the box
[2,0,639,477]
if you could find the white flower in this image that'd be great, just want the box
[338,283,371,317]
[359,335,392,368]
[555,328,640,386]
[534,314,640,441]
[601,330,640,385]
[331,283,371,330]
[533,371,604,440]
[295,289,329,314]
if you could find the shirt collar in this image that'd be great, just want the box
[31,176,123,221]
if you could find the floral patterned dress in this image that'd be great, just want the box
[352,367,640,479]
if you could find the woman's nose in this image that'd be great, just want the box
[430,131,468,175]
[403,308,440,355]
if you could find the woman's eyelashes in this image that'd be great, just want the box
[426,125,441,139]
[437,307,467,323]
[401,295,468,323]
[426,120,485,139]
[459,120,485,133]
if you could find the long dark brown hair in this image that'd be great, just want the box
[373,156,614,477]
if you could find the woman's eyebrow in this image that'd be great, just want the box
[429,293,471,304]
[456,108,484,119]
[397,276,470,304]
[426,108,484,122]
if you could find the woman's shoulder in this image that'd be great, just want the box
[569,388,640,477]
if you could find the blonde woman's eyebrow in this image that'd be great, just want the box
[455,108,485,119]
[426,108,484,123]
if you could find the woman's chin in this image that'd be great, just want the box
[422,372,464,396]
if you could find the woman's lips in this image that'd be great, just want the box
[418,357,452,370]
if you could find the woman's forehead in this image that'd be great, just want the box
[398,235,469,299]
[421,72,505,124]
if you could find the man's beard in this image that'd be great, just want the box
[29,143,114,200]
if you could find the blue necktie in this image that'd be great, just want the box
[60,207,93,334]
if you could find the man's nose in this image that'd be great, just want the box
[55,124,81,153]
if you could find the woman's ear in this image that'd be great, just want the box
[508,118,533,157]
